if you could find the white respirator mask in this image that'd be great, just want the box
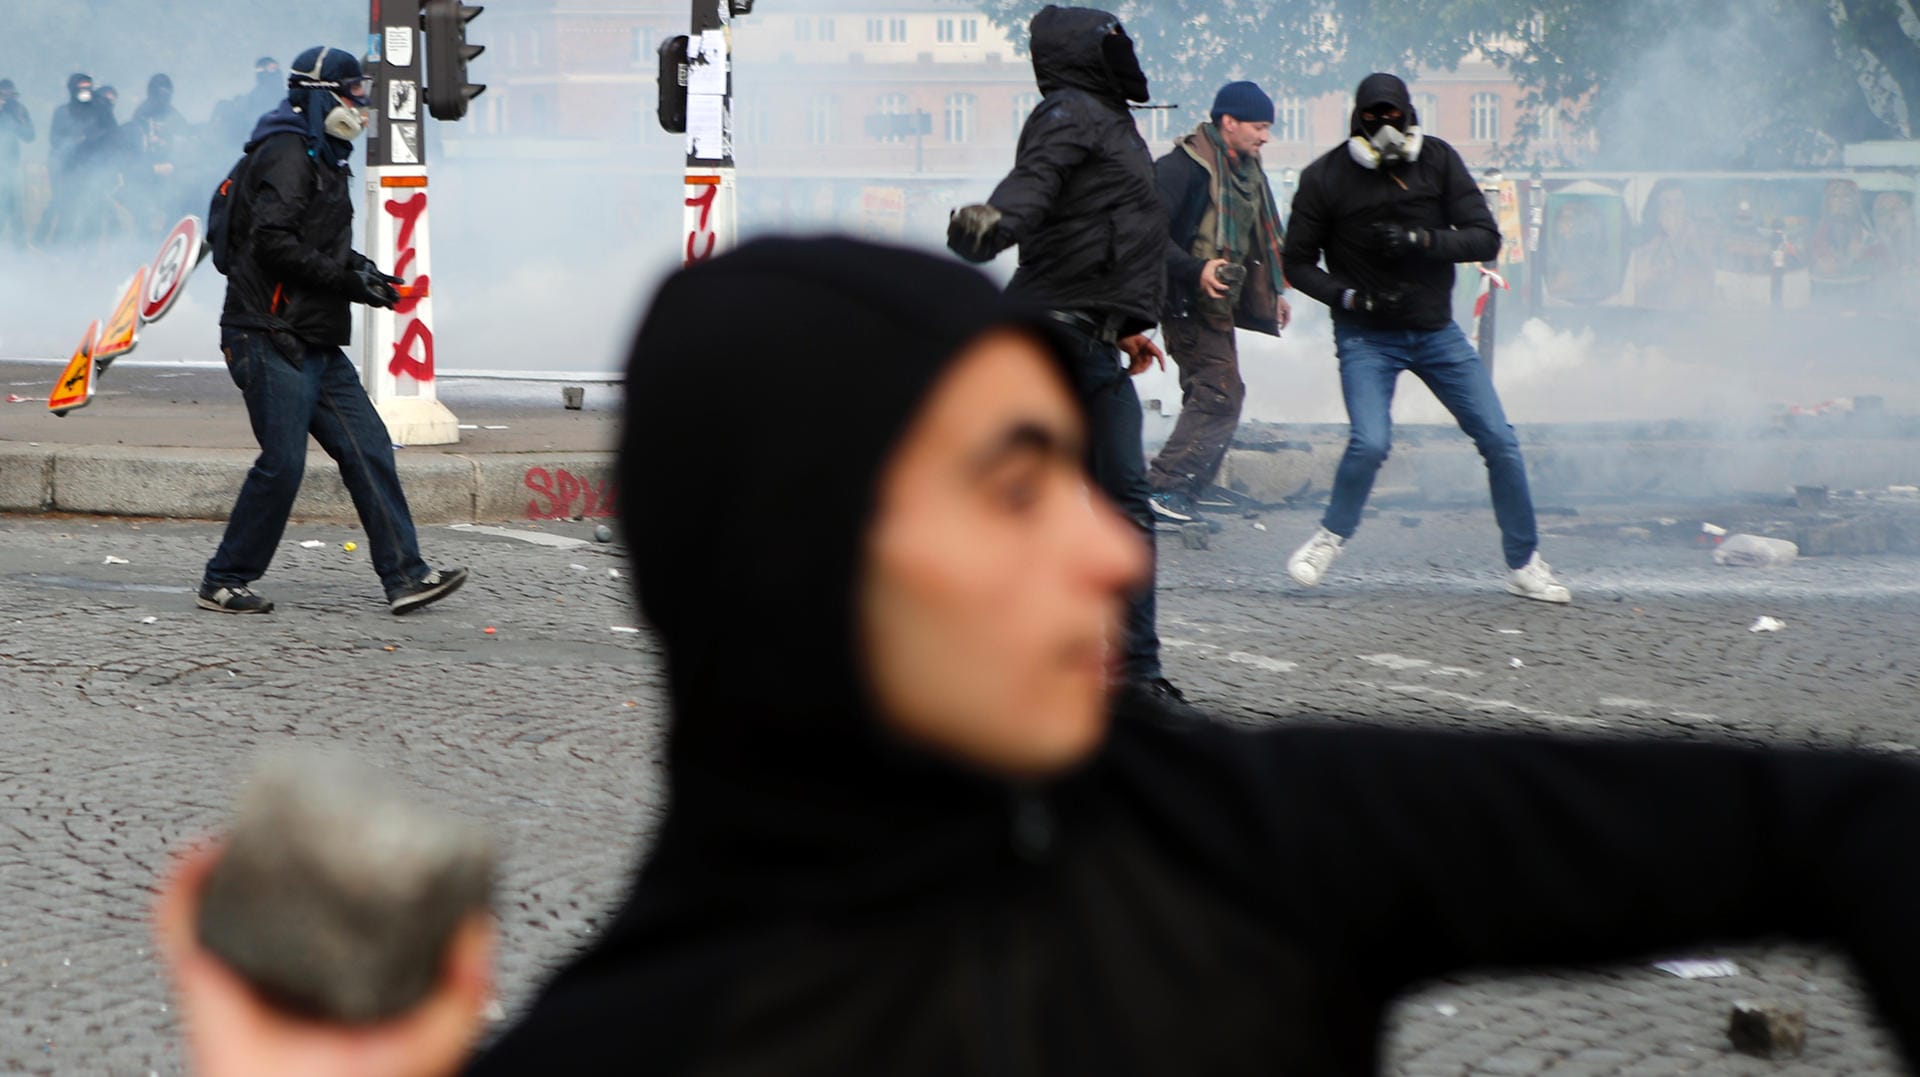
[324,93,368,141]
[1346,124,1425,170]
[76,89,94,103]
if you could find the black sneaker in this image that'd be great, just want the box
[1115,677,1208,724]
[1149,491,1197,523]
[389,567,469,615]
[197,583,275,614]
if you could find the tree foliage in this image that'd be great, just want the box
[973,0,1920,167]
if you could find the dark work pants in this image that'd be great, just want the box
[1148,317,1245,496]
[1058,321,1161,682]
[204,331,431,598]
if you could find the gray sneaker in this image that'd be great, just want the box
[197,583,275,614]
[389,567,469,615]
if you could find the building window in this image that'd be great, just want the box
[1011,91,1041,135]
[889,18,907,42]
[876,92,909,142]
[961,18,979,43]
[937,18,955,43]
[806,94,837,145]
[1274,97,1310,142]
[736,96,768,146]
[796,18,812,42]
[1537,105,1560,142]
[1413,93,1439,136]
[1136,105,1179,142]
[1471,92,1500,142]
[527,32,541,67]
[866,18,884,42]
[945,92,974,142]
[818,18,835,42]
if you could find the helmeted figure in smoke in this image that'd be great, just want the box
[197,45,467,617]
[1281,72,1572,604]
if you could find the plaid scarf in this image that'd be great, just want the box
[1182,123,1287,299]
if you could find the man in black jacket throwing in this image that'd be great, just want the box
[198,46,466,616]
[1282,73,1570,603]
[1148,81,1291,523]
[948,4,1191,714]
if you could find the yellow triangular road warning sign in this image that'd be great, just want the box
[49,321,102,416]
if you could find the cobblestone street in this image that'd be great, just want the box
[2,504,1917,1074]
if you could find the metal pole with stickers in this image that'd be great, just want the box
[360,0,484,446]
[659,1,754,267]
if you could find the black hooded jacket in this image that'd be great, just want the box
[464,237,1920,1076]
[975,6,1166,335]
[1283,73,1499,331]
[219,110,360,347]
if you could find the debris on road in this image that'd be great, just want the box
[299,540,324,549]
[1654,958,1741,979]
[102,556,129,565]
[569,564,590,573]
[482,627,497,635]
[1728,1000,1807,1059]
[1749,616,1787,634]
[609,626,640,634]
[1496,628,1523,635]
[1252,522,1267,532]
[1508,657,1525,668]
[1714,534,1798,568]
[139,617,157,625]
[608,568,623,580]
[1399,515,1422,528]
[343,542,358,552]
[1181,523,1209,550]
[593,525,614,543]
[1434,1004,1459,1018]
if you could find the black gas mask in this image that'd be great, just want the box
[1101,25,1150,103]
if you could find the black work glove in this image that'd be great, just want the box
[947,203,1005,264]
[1369,220,1431,260]
[345,260,403,309]
[1341,287,1410,319]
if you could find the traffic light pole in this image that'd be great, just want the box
[359,0,470,446]
[682,0,737,266]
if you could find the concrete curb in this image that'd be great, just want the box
[0,444,618,524]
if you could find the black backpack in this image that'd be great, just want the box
[206,153,251,275]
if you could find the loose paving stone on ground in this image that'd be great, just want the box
[2,503,1916,1074]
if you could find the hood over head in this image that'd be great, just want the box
[1348,72,1416,137]
[1029,5,1147,103]
[280,46,365,168]
[66,72,94,103]
[617,237,1083,905]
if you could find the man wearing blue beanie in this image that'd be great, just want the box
[1147,80,1291,523]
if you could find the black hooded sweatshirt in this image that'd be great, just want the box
[974,5,1166,335]
[464,237,1920,1076]
[1283,73,1499,332]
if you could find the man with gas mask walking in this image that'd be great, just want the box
[197,46,467,616]
[1148,81,1292,523]
[947,4,1195,717]
[1281,73,1570,604]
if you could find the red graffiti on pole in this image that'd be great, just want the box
[685,180,718,265]
[384,192,435,381]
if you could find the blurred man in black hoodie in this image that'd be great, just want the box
[947,4,1190,717]
[36,72,109,246]
[166,236,1920,1077]
[126,73,187,233]
[1282,73,1570,604]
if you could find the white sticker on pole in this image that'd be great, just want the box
[389,80,418,121]
[688,30,728,96]
[393,123,421,164]
[688,96,725,158]
[385,27,416,68]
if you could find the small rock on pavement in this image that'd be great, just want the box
[1180,523,1209,550]
[1728,1000,1807,1059]
[1399,515,1423,528]
[593,525,614,543]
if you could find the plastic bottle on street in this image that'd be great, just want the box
[1713,534,1799,568]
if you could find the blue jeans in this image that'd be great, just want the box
[1323,321,1539,569]
[204,331,431,598]
[1057,323,1161,682]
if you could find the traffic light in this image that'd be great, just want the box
[423,0,486,121]
[657,35,689,133]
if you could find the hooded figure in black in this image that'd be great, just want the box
[35,72,111,245]
[196,45,466,619]
[444,237,1920,1076]
[125,73,187,231]
[1278,73,1571,603]
[945,5,1190,719]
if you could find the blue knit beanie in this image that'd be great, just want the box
[1210,81,1274,125]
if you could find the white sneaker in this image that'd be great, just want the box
[1506,552,1572,603]
[1287,527,1345,587]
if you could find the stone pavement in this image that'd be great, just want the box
[2,502,1918,1074]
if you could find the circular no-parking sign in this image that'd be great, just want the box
[142,216,205,324]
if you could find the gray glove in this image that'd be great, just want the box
[947,203,1005,264]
